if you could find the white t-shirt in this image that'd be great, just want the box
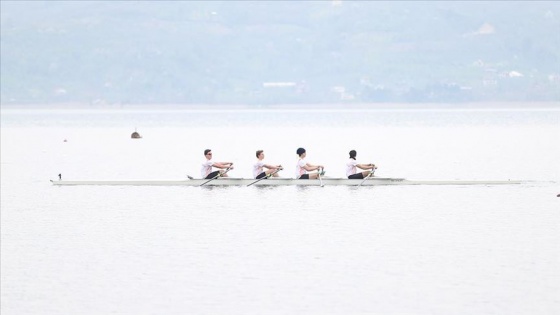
[346,159,358,177]
[201,160,214,178]
[295,158,307,178]
[253,160,265,178]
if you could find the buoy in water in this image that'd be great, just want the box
[131,131,142,139]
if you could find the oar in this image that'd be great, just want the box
[359,164,376,186]
[247,167,283,187]
[318,167,324,187]
[200,167,232,186]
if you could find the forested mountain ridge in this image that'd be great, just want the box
[1,1,559,105]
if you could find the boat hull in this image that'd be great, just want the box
[50,177,523,186]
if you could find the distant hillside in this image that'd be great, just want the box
[1,1,559,105]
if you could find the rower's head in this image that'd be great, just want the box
[204,149,212,159]
[296,147,306,157]
[256,150,264,159]
[349,150,357,160]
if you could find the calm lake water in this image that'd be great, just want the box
[1,103,559,315]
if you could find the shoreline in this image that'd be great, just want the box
[1,101,559,111]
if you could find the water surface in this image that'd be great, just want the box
[1,104,559,315]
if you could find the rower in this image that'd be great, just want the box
[200,149,234,179]
[295,147,324,179]
[253,150,282,179]
[346,150,376,179]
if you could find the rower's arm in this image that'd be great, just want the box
[303,163,323,171]
[264,164,281,170]
[357,163,375,170]
[213,162,233,169]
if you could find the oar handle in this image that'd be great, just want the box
[269,167,282,177]
[222,166,233,175]
[200,166,232,186]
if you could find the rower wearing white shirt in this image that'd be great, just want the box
[295,147,325,179]
[253,150,282,179]
[200,149,234,179]
[346,150,376,179]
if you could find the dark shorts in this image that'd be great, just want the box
[205,170,220,179]
[348,173,364,179]
[298,174,310,179]
[256,172,267,179]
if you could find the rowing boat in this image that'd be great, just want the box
[50,177,523,186]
